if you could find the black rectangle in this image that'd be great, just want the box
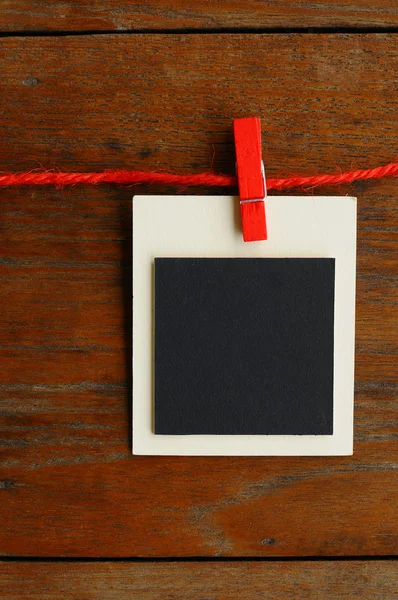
[154,258,335,435]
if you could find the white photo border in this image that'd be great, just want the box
[133,195,356,456]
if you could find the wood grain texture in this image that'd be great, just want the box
[0,34,397,557]
[1,1,398,32]
[1,561,398,599]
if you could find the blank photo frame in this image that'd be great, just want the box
[133,195,356,456]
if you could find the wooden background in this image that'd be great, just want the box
[0,3,397,598]
[1,1,398,30]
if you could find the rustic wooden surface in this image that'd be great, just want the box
[1,1,398,31]
[1,561,398,599]
[0,34,397,559]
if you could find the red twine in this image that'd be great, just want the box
[0,162,396,191]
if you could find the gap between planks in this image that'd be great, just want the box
[1,27,398,38]
[1,556,397,563]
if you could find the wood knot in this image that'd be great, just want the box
[0,480,16,490]
[261,538,276,545]
[22,76,40,87]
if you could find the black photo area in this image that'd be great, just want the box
[154,258,335,435]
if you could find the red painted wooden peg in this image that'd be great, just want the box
[233,117,267,242]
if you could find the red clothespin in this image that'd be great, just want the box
[233,117,267,242]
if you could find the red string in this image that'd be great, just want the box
[0,162,396,191]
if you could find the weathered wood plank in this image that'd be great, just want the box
[0,1,398,31]
[0,34,397,557]
[1,561,398,599]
